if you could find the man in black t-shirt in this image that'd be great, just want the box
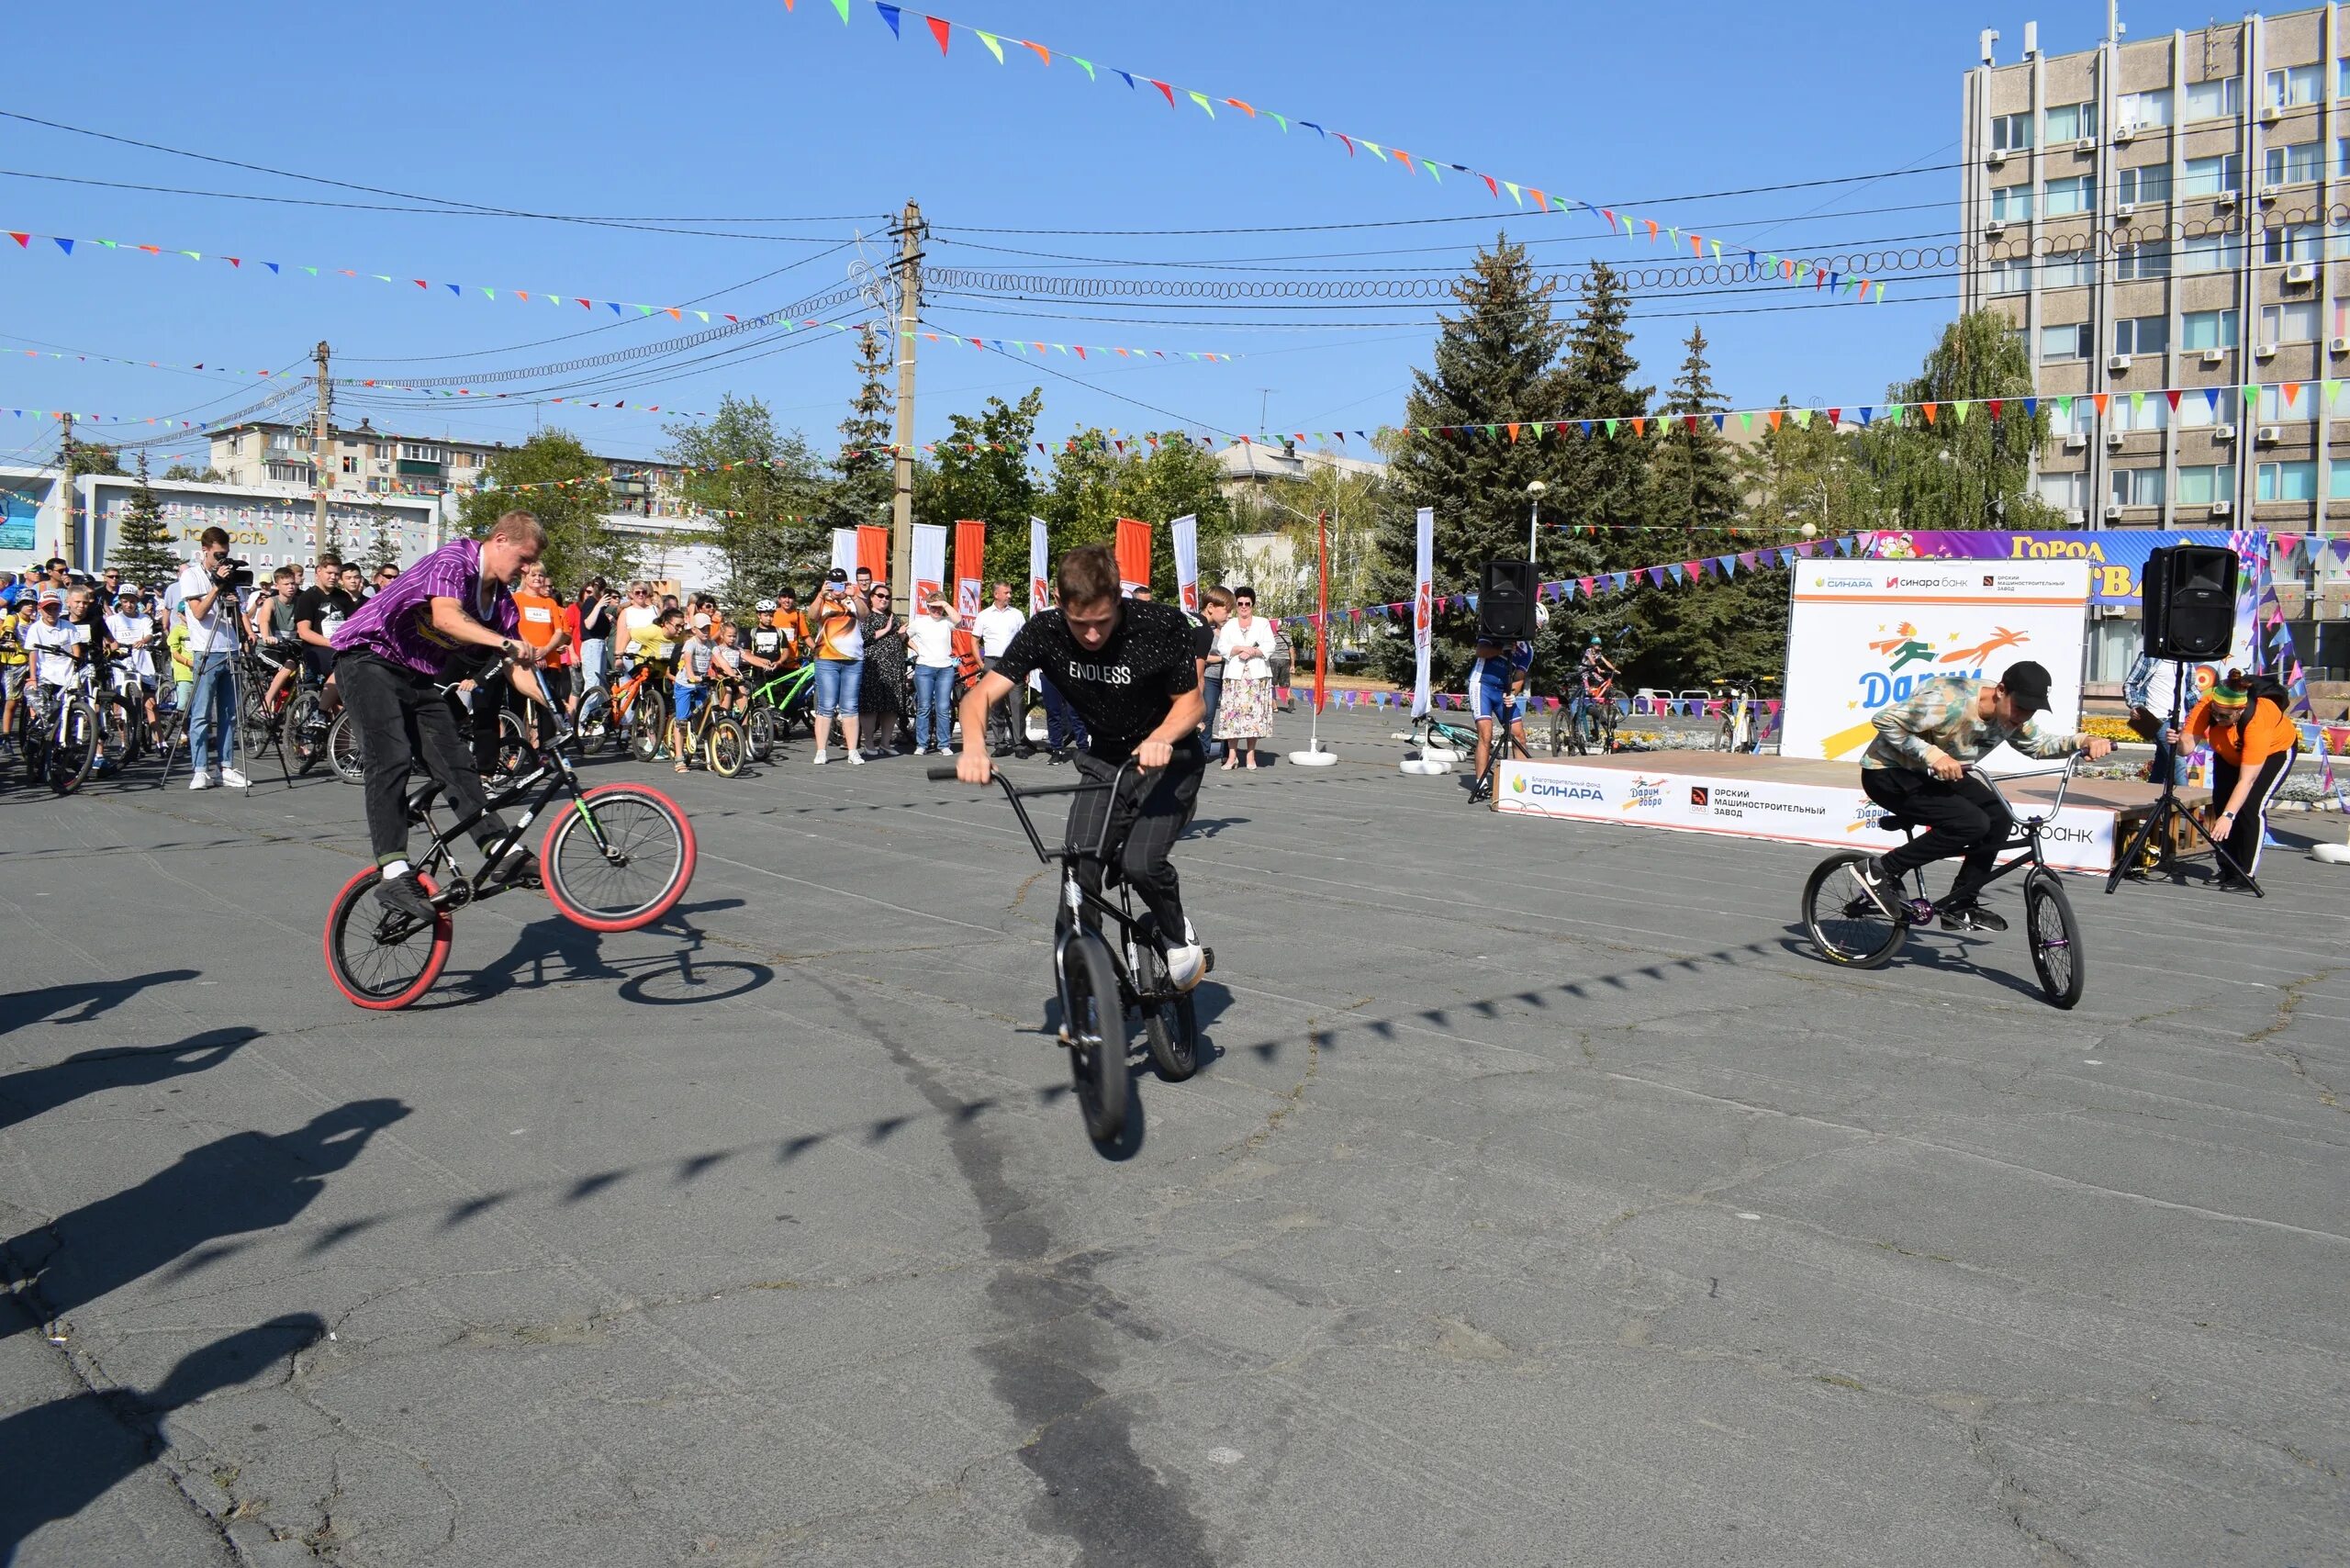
[954,543,1208,990]
[292,560,359,716]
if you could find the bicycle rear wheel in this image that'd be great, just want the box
[323,866,453,1010]
[1802,851,1908,969]
[704,716,745,778]
[1060,931,1129,1143]
[328,709,365,785]
[540,783,697,932]
[2024,868,2085,1009]
[288,691,327,775]
[742,701,778,763]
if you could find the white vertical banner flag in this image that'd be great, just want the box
[910,522,946,608]
[829,528,858,576]
[1169,514,1200,612]
[1029,517,1050,612]
[1411,506,1434,717]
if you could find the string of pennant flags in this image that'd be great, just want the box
[780,0,1884,305]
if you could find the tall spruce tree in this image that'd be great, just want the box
[107,452,180,588]
[830,324,896,528]
[1546,262,1655,672]
[1378,237,1572,689]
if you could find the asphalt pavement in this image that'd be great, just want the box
[3,707,2345,1567]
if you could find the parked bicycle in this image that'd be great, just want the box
[930,760,1209,1144]
[323,706,699,1010]
[1800,756,2087,1009]
[1714,676,1774,754]
[739,662,815,764]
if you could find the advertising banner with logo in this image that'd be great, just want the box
[1169,513,1199,612]
[1,479,44,558]
[1779,558,2091,764]
[1412,506,1434,716]
[1494,758,2116,873]
[1029,517,1049,612]
[910,522,946,610]
[954,519,986,616]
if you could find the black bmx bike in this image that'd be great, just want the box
[932,759,1210,1143]
[1800,756,2087,1009]
[323,698,698,1010]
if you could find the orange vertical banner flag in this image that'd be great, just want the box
[1114,517,1152,595]
[856,525,890,580]
[953,519,988,616]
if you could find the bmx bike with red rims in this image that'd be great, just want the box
[324,708,697,1010]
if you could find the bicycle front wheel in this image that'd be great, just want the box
[1061,931,1130,1143]
[323,866,452,1010]
[48,699,95,795]
[705,717,745,778]
[540,783,697,932]
[2024,868,2085,1010]
[742,701,777,763]
[1802,851,1908,969]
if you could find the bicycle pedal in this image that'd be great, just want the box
[1902,898,1937,924]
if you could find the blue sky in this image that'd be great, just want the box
[0,1,2240,472]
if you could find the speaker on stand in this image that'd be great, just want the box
[1478,561,1539,643]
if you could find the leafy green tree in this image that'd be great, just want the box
[68,442,124,479]
[1376,237,1577,689]
[161,463,223,484]
[914,389,1044,587]
[459,429,636,590]
[1734,399,1886,540]
[828,324,896,529]
[1858,309,2059,532]
[664,395,829,605]
[1038,429,1239,598]
[106,452,180,587]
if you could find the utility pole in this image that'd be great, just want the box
[311,340,335,555]
[57,413,76,567]
[889,200,923,609]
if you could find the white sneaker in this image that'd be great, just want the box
[849,753,866,766]
[187,771,214,791]
[811,750,828,766]
[912,745,929,756]
[1163,941,1206,992]
[218,767,250,789]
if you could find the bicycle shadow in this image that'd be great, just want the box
[0,1307,326,1562]
[410,899,770,1011]
[1775,926,2047,1003]
[0,1027,259,1134]
[0,970,200,1039]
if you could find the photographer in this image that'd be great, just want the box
[174,527,250,790]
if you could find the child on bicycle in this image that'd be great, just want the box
[668,612,716,772]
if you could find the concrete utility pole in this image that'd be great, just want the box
[311,340,335,555]
[889,200,923,609]
[57,413,76,567]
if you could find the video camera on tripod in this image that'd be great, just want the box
[207,557,257,593]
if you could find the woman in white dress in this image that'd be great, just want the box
[1212,586,1274,769]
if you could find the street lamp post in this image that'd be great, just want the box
[1526,478,1547,561]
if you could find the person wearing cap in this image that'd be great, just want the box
[21,591,77,745]
[0,588,29,753]
[106,586,162,732]
[1858,660,2115,931]
[2167,671,2300,889]
[667,610,716,772]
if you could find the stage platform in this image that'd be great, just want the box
[1494,750,2186,873]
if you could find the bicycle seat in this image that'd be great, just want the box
[403,778,444,817]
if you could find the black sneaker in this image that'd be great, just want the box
[494,847,543,889]
[373,870,437,924]
[1851,856,1897,915]
[1938,903,2008,934]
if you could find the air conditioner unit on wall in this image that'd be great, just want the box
[2105,430,2128,448]
[2287,263,2317,286]
[2260,185,2284,204]
[2202,348,2229,367]
[2114,126,2136,144]
[1985,219,2007,239]
[2116,202,2136,220]
[2333,337,2350,354]
[2109,353,2132,372]
[2067,508,2087,523]
[2258,425,2284,443]
[2104,503,2126,519]
[2074,137,2097,154]
[2216,423,2240,442]
[1987,148,2008,167]
[2210,499,2234,516]
[2217,189,2240,209]
[2064,431,2089,451]
[2256,342,2280,360]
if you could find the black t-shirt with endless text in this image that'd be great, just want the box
[292,585,357,645]
[995,600,1200,763]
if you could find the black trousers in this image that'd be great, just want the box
[339,655,509,868]
[1863,767,2012,909]
[2211,745,2296,878]
[1062,741,1204,942]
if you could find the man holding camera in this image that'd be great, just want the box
[176,526,250,790]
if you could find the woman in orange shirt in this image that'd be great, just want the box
[510,565,572,736]
[2169,673,2299,888]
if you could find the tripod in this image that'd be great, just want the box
[2103,664,2262,898]
[160,572,288,791]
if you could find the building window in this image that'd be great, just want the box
[2181,152,2242,196]
[2266,141,2322,185]
[1987,257,2031,295]
[2330,465,2350,499]
[2187,77,2242,120]
[2116,164,2170,206]
[2177,391,2222,428]
[2180,232,2244,273]
[2045,101,2098,141]
[2038,471,2090,510]
[2182,308,2240,350]
[2266,63,2322,108]
[2177,465,2235,505]
[340,455,356,474]
[398,442,446,464]
[2042,174,2094,216]
[264,462,314,484]
[2115,241,2171,280]
[2257,385,2316,423]
[2116,394,2169,431]
[2040,322,2092,361]
[2045,398,2086,437]
[1989,184,2032,221]
[2264,223,2321,263]
[2258,459,2317,500]
[1991,111,2033,151]
[2336,300,2350,339]
[2040,253,2095,289]
[2110,467,2165,507]
[2340,59,2350,100]
[2117,89,2172,131]
[2259,300,2320,344]
[2113,315,2167,356]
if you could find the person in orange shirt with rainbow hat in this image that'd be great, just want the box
[2167,671,2300,890]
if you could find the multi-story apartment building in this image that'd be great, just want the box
[1961,7,2350,534]
[207,420,689,519]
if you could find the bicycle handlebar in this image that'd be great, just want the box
[926,761,1112,799]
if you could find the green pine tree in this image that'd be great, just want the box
[106,452,181,588]
[363,507,404,577]
[829,324,896,529]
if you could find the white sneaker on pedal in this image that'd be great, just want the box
[218,767,250,790]
[187,771,214,790]
[1162,938,1205,992]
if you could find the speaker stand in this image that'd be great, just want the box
[2104,666,2263,898]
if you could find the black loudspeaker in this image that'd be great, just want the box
[1479,560,1539,641]
[2143,544,2236,660]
